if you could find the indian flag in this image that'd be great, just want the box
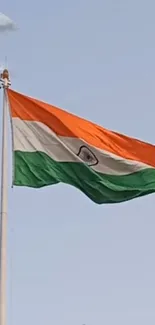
[7,88,155,204]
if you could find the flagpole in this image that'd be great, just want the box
[0,70,11,325]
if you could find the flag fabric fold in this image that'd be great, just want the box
[7,88,155,204]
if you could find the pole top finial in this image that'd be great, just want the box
[0,68,11,89]
[1,69,9,80]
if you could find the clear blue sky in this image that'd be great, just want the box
[1,0,155,324]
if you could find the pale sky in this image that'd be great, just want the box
[1,0,155,324]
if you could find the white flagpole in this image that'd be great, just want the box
[0,70,11,325]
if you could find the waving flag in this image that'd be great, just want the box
[7,88,155,204]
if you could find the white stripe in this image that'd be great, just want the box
[12,118,151,175]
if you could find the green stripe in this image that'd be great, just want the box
[13,151,155,204]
